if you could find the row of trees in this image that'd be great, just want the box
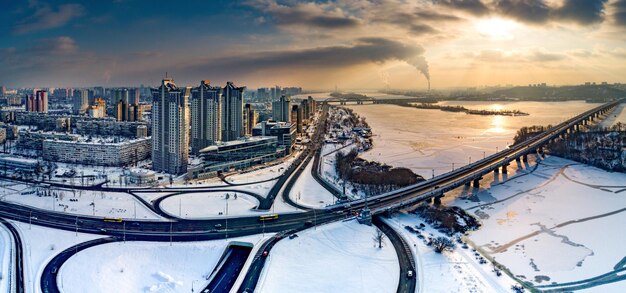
[512,125,552,145]
[335,150,423,187]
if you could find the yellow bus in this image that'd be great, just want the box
[259,214,279,221]
[103,217,123,223]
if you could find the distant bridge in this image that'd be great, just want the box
[325,95,431,105]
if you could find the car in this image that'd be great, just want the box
[209,229,218,233]
[262,251,269,257]
[99,228,107,232]
[407,270,414,278]
[304,220,313,227]
[51,267,58,274]
[214,224,223,229]
[289,234,299,239]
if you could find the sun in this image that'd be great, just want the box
[475,18,518,41]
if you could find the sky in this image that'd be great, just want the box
[1,0,626,90]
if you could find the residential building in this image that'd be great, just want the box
[190,80,222,154]
[291,105,303,133]
[152,78,189,175]
[272,95,290,122]
[221,81,245,142]
[26,90,48,113]
[43,137,151,167]
[243,103,257,136]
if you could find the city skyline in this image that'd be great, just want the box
[2,0,626,89]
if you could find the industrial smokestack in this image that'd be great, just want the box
[407,56,430,92]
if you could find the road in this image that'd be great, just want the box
[40,237,117,293]
[0,218,25,293]
[373,216,417,293]
[202,245,253,293]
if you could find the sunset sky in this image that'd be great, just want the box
[2,0,626,90]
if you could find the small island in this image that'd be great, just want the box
[406,103,529,116]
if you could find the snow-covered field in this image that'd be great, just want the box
[225,152,299,184]
[0,224,11,293]
[59,234,267,293]
[599,102,626,128]
[0,180,160,220]
[385,214,517,292]
[288,159,336,208]
[159,192,260,219]
[257,220,399,293]
[9,221,103,293]
[453,156,626,291]
[346,101,597,178]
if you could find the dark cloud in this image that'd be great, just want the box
[0,37,104,86]
[494,0,608,25]
[554,0,608,25]
[13,2,85,34]
[432,0,490,16]
[247,0,359,29]
[614,0,626,27]
[175,37,429,82]
[415,11,463,22]
[494,0,551,24]
[306,15,360,29]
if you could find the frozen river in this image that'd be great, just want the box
[346,101,602,178]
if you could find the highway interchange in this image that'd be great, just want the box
[0,100,621,293]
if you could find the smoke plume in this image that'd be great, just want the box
[408,55,430,90]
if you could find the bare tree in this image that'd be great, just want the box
[373,228,386,249]
[431,236,456,253]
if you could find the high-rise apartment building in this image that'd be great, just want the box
[190,80,222,154]
[308,96,316,116]
[113,88,141,122]
[243,103,257,136]
[272,95,291,123]
[88,98,107,118]
[221,81,245,142]
[26,90,48,113]
[73,91,89,114]
[291,105,303,133]
[151,78,189,175]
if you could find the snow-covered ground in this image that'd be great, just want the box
[159,192,260,219]
[346,101,597,178]
[320,142,364,199]
[0,180,160,219]
[453,156,626,291]
[9,221,102,293]
[59,234,267,293]
[0,224,11,293]
[288,159,336,208]
[598,102,626,128]
[257,220,399,293]
[385,214,517,292]
[225,152,299,184]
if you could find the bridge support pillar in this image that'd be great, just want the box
[472,178,480,188]
[432,195,443,206]
[522,154,528,162]
[502,164,508,174]
[494,167,499,174]
[464,181,471,187]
